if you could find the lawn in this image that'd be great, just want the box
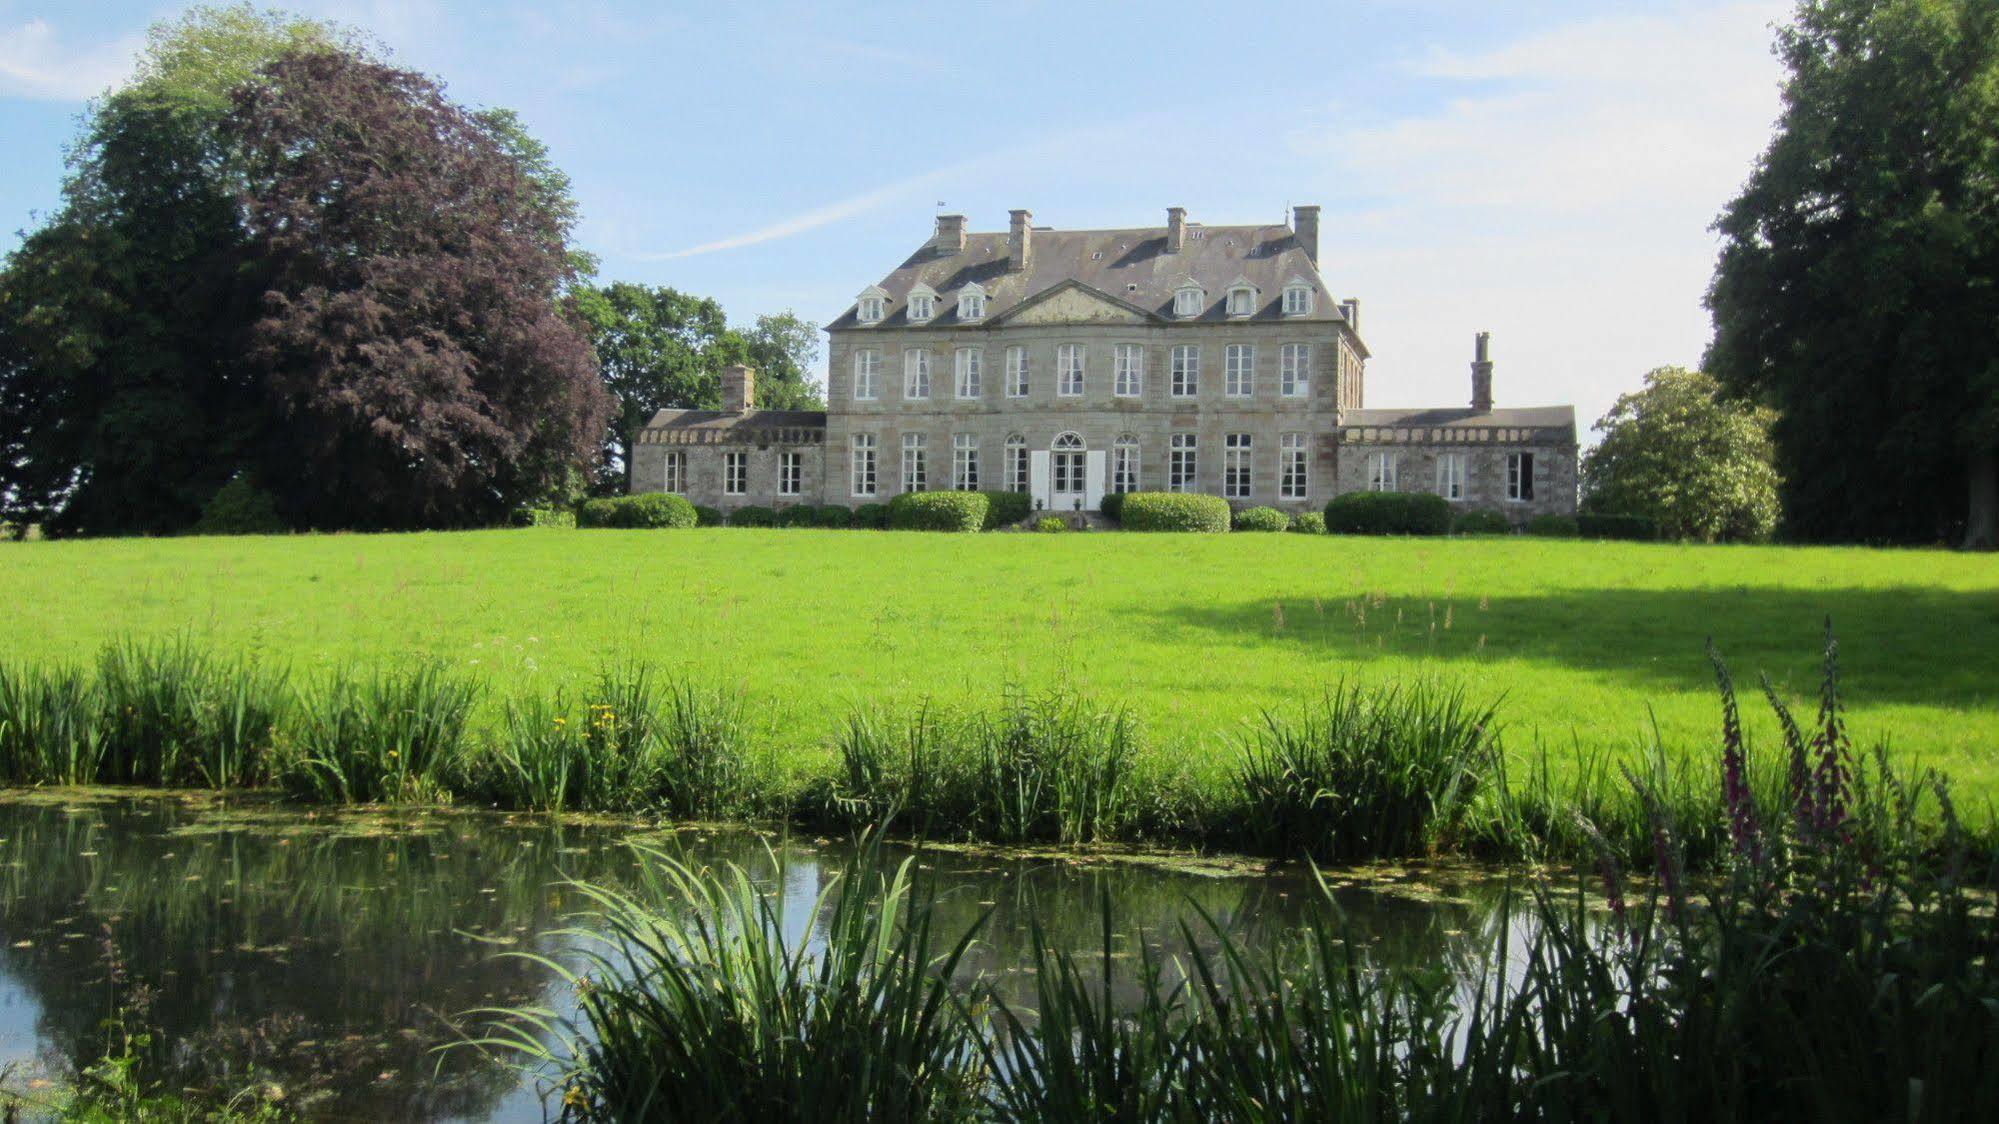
[3,529,1995,799]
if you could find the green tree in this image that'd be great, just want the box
[567,283,739,490]
[1582,368,1782,542]
[1706,0,1999,547]
[739,311,826,410]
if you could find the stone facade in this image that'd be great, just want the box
[632,207,1578,524]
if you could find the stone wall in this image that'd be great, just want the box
[629,438,828,513]
[1330,439,1578,521]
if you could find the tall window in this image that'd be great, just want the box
[1507,452,1536,502]
[663,451,686,494]
[1225,344,1254,397]
[1368,451,1399,492]
[1280,344,1311,398]
[724,451,747,496]
[1113,345,1143,397]
[1437,453,1467,501]
[1057,344,1085,397]
[1112,435,1139,494]
[903,350,931,399]
[1051,432,1085,496]
[851,434,877,497]
[1170,345,1199,397]
[779,451,801,497]
[953,434,979,491]
[902,433,928,493]
[1224,433,1252,499]
[1005,347,1029,397]
[954,348,982,399]
[1169,433,1197,492]
[1280,433,1308,500]
[1282,284,1312,316]
[852,350,881,401]
[1005,434,1027,492]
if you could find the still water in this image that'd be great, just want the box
[0,791,1522,1122]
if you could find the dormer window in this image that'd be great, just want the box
[957,284,987,321]
[856,285,888,324]
[1173,282,1205,318]
[908,283,938,323]
[1282,278,1314,316]
[1225,278,1258,317]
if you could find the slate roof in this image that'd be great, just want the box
[826,223,1349,332]
[642,408,827,434]
[1338,405,1577,443]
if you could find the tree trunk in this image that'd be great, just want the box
[1967,448,1998,550]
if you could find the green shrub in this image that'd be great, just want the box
[815,504,854,529]
[693,504,724,527]
[729,505,777,528]
[1034,516,1068,533]
[512,504,577,529]
[1232,506,1289,532]
[577,498,619,528]
[774,505,818,528]
[1578,512,1658,540]
[887,491,989,532]
[1525,513,1579,537]
[192,476,286,536]
[981,491,1032,529]
[1118,492,1231,533]
[1288,511,1326,534]
[852,503,888,529]
[1099,492,1125,523]
[1323,492,1451,535]
[618,493,698,529]
[1451,508,1513,535]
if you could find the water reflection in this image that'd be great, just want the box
[0,792,1523,1122]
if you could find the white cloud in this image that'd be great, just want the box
[636,162,969,261]
[0,19,136,101]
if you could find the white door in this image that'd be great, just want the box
[1050,433,1087,512]
[1029,450,1050,509]
[1083,451,1106,512]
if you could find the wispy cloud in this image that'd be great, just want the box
[0,19,136,101]
[634,161,968,261]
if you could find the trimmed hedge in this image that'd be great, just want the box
[1099,493,1125,523]
[852,503,889,529]
[730,505,777,528]
[981,491,1032,530]
[1578,512,1658,541]
[1452,509,1513,536]
[1525,514,1580,538]
[577,498,618,528]
[578,493,698,529]
[815,505,854,529]
[887,491,989,532]
[1233,506,1290,532]
[1288,511,1326,535]
[1323,492,1451,536]
[774,505,818,528]
[693,504,724,527]
[1118,492,1231,533]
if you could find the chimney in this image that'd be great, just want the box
[1008,209,1033,273]
[1340,298,1359,329]
[1165,206,1187,253]
[933,213,966,254]
[1471,333,1494,413]
[1292,204,1320,264]
[721,364,755,414]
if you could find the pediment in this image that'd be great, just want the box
[993,280,1161,327]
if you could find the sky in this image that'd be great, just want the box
[0,0,1795,435]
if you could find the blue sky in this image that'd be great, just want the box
[2,1,1792,432]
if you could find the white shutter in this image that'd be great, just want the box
[1029,450,1050,509]
[1084,450,1106,511]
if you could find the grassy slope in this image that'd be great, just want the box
[3,529,1994,799]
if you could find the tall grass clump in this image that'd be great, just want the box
[969,691,1139,845]
[1236,680,1500,861]
[476,664,688,813]
[281,663,478,803]
[94,638,290,787]
[0,662,104,785]
[828,703,958,832]
[652,678,752,818]
[476,841,986,1122]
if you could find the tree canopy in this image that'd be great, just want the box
[1706,0,1999,546]
[1582,367,1781,542]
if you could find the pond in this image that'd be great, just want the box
[0,791,1526,1121]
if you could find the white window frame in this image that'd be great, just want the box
[1282,284,1313,316]
[1368,451,1400,492]
[724,451,747,497]
[778,451,801,497]
[1225,344,1254,398]
[908,285,936,323]
[1507,452,1536,502]
[953,433,980,491]
[1437,453,1467,501]
[852,349,880,401]
[1112,435,1139,494]
[1280,343,1311,398]
[1170,344,1199,398]
[957,286,986,321]
[902,433,928,493]
[1173,285,1204,318]
[857,295,885,324]
[1280,433,1308,500]
[954,347,982,399]
[903,349,931,400]
[1113,344,1143,398]
[851,434,877,497]
[1057,344,1085,397]
[1005,434,1028,492]
[1224,433,1253,499]
[1226,286,1256,317]
[1169,433,1197,492]
[1005,346,1029,398]
[663,450,686,494]
[1051,431,1086,495]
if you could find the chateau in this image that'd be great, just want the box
[631,206,1577,521]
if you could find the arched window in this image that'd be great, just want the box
[1004,434,1028,492]
[1113,434,1139,494]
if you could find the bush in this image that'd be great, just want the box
[1118,492,1231,533]
[1099,492,1125,523]
[852,503,889,529]
[1525,514,1579,537]
[193,477,286,535]
[1232,506,1289,532]
[693,504,724,527]
[1034,516,1068,533]
[577,498,619,528]
[729,505,777,528]
[579,494,698,529]
[981,491,1032,530]
[512,504,576,529]
[1452,509,1513,536]
[887,491,989,533]
[815,505,854,529]
[1578,512,1658,541]
[773,505,817,528]
[1323,492,1451,536]
[1288,511,1326,534]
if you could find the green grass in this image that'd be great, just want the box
[2,529,1994,806]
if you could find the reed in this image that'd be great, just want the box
[651,677,751,818]
[0,661,103,785]
[281,662,478,804]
